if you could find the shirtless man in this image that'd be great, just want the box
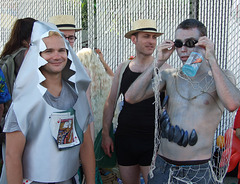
[125,19,240,183]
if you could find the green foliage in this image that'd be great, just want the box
[81,0,88,30]
[81,0,96,30]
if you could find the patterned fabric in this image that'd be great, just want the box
[0,68,11,104]
[148,155,217,184]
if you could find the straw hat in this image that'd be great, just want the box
[49,15,81,32]
[125,19,163,39]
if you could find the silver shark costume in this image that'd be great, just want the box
[1,21,92,183]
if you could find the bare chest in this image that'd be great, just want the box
[169,72,217,103]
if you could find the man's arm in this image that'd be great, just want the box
[80,68,95,183]
[5,131,25,184]
[125,64,156,104]
[101,64,123,157]
[197,37,240,111]
[80,125,95,184]
[125,40,175,104]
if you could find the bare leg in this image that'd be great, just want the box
[140,165,150,184]
[119,165,141,184]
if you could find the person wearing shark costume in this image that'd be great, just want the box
[2,21,93,184]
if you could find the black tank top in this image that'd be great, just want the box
[116,64,155,136]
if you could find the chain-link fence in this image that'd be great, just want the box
[0,0,239,145]
[0,0,239,75]
[89,0,240,144]
[0,0,83,52]
[93,0,240,78]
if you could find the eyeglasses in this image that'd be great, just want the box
[64,35,77,43]
[174,39,198,48]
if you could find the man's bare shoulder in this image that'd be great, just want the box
[115,61,130,73]
[157,67,178,83]
[112,60,130,83]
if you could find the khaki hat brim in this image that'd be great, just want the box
[125,30,163,39]
[58,27,82,32]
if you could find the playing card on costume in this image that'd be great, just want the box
[49,111,80,150]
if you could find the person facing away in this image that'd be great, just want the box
[101,19,171,184]
[77,48,113,138]
[0,17,36,183]
[49,15,96,183]
[0,17,36,130]
[125,19,240,183]
[3,21,93,184]
[0,17,36,60]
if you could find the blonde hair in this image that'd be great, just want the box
[77,48,113,137]
[48,31,61,37]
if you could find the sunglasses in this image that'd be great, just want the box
[174,39,198,48]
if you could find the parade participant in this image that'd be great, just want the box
[101,19,170,184]
[125,19,240,183]
[0,17,36,143]
[49,15,96,183]
[77,48,113,138]
[4,21,94,184]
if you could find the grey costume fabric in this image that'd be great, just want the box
[4,80,78,133]
[0,21,92,183]
[4,80,79,184]
[10,21,92,135]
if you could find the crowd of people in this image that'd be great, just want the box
[0,14,239,184]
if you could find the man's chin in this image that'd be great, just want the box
[181,57,188,63]
[143,52,154,57]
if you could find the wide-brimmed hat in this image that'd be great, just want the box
[125,19,163,39]
[49,15,81,32]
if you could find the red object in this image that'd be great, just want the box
[192,58,202,64]
[220,128,240,181]
[233,108,240,184]
[129,56,135,60]
[234,108,240,129]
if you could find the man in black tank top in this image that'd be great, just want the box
[101,19,171,184]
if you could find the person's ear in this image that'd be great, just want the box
[131,35,137,44]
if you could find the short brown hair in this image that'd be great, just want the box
[176,19,207,37]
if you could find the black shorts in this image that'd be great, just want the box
[115,134,154,166]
